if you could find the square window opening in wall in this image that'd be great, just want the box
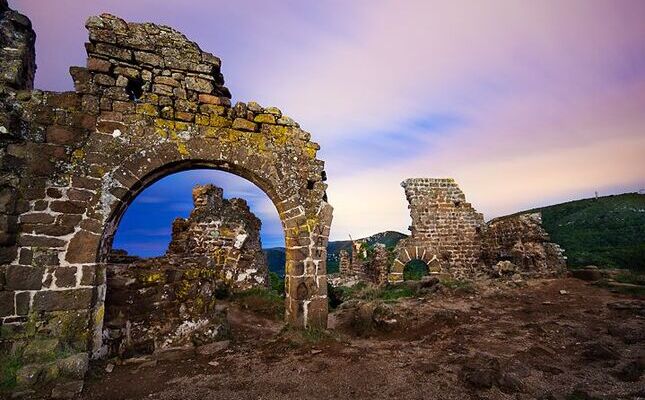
[125,77,145,102]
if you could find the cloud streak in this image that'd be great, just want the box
[12,0,645,245]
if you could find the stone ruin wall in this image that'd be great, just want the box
[338,249,351,275]
[166,183,268,290]
[336,240,389,286]
[103,183,266,358]
[391,178,485,281]
[0,4,332,395]
[390,178,566,282]
[481,212,566,278]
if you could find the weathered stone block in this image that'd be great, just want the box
[86,57,111,72]
[198,94,229,106]
[32,288,94,311]
[0,290,15,316]
[6,265,44,290]
[232,118,257,131]
[94,43,132,60]
[46,127,76,145]
[15,290,31,315]
[49,201,85,214]
[65,230,100,264]
[23,338,60,362]
[51,380,84,399]
[185,76,213,93]
[56,353,89,379]
[54,267,77,288]
[254,113,276,124]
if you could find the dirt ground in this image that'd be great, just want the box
[77,278,644,400]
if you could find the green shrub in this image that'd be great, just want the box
[269,271,285,295]
[0,353,21,391]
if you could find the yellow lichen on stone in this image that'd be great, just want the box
[304,143,317,159]
[249,132,267,151]
[71,148,85,161]
[154,119,176,130]
[219,226,235,238]
[232,118,257,132]
[254,113,276,124]
[143,272,165,284]
[136,103,158,116]
[195,114,210,126]
[201,104,226,116]
[267,125,289,145]
[202,127,223,138]
[155,127,168,139]
[224,129,242,142]
[175,122,190,131]
[210,115,232,128]
[94,305,105,325]
[177,142,189,156]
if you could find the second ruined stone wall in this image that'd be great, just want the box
[481,212,566,277]
[167,184,268,291]
[401,178,484,271]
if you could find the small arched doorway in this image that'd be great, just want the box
[389,243,440,282]
[403,259,429,281]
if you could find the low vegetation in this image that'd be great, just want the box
[233,278,285,319]
[328,281,425,307]
[527,193,644,271]
[0,353,21,391]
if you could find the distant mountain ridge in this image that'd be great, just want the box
[264,230,407,277]
[264,192,645,276]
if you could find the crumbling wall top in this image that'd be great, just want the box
[80,13,230,101]
[0,1,36,90]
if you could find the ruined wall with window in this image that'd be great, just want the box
[390,178,485,281]
[390,178,566,282]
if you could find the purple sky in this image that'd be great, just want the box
[11,1,645,254]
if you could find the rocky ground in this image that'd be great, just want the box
[72,277,644,400]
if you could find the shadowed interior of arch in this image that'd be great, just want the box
[111,169,284,259]
[101,168,288,358]
[403,259,429,281]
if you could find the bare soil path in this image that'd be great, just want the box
[79,278,644,400]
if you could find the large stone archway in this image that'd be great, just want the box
[0,8,331,389]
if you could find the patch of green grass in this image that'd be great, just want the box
[279,325,337,346]
[614,270,645,285]
[301,327,330,343]
[0,353,21,391]
[378,286,416,301]
[330,282,417,305]
[234,287,285,318]
[269,271,285,295]
[440,277,475,293]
